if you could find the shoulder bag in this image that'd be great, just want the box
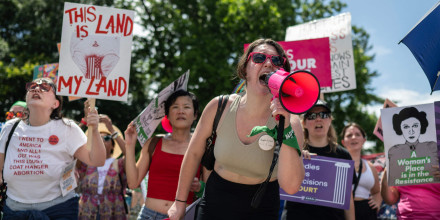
[201,95,229,171]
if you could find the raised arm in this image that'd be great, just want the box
[124,121,152,189]
[74,109,106,167]
[380,168,400,205]
[274,100,305,195]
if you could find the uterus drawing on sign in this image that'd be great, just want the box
[70,33,120,79]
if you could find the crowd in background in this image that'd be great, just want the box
[1,38,439,220]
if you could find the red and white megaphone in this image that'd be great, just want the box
[264,68,320,114]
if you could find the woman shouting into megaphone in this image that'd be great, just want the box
[168,39,305,220]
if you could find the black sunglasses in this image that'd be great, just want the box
[247,52,286,67]
[102,135,112,142]
[305,112,331,120]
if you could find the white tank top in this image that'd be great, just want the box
[353,159,375,199]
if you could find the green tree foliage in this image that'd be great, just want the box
[1,0,384,152]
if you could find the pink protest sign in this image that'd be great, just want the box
[58,2,134,101]
[244,38,332,87]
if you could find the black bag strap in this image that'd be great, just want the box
[352,159,363,197]
[2,120,20,183]
[212,95,229,133]
[251,116,284,209]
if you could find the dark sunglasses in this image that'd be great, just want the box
[102,135,112,142]
[25,81,54,93]
[5,111,24,120]
[305,112,331,120]
[247,52,286,67]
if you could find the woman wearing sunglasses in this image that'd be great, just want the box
[5,101,27,121]
[0,78,106,219]
[124,90,202,220]
[77,110,127,219]
[168,39,305,220]
[341,123,382,220]
[285,100,355,220]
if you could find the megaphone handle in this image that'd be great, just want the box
[277,115,285,147]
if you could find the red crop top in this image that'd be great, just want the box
[147,138,200,204]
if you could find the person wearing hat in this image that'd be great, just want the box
[5,101,27,121]
[77,114,127,220]
[285,100,355,220]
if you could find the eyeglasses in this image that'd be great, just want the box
[102,135,112,142]
[305,112,331,120]
[5,111,24,120]
[25,81,54,93]
[247,52,286,67]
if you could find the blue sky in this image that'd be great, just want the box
[343,0,440,116]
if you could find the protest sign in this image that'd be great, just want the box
[33,63,59,83]
[285,13,355,93]
[381,102,440,186]
[134,71,190,146]
[373,99,398,141]
[280,156,354,210]
[58,2,134,101]
[33,63,82,102]
[244,38,332,87]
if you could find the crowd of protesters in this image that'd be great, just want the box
[1,38,440,220]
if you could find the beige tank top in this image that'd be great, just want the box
[214,95,278,179]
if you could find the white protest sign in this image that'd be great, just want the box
[58,2,134,101]
[381,102,440,186]
[285,13,355,93]
[134,71,190,146]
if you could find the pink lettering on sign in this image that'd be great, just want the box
[244,38,332,87]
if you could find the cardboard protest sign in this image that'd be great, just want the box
[244,38,332,87]
[285,13,355,93]
[280,156,354,210]
[134,71,190,146]
[373,99,398,141]
[381,102,440,186]
[58,2,134,101]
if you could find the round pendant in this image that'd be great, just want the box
[259,135,275,151]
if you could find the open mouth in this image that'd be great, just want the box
[32,94,41,99]
[259,73,268,85]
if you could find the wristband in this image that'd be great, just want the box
[195,181,206,198]
[175,198,187,203]
[80,118,87,126]
[282,125,301,156]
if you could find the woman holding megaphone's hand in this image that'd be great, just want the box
[168,39,305,220]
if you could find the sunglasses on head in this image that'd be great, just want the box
[5,111,24,120]
[247,52,286,67]
[25,80,54,93]
[102,135,112,142]
[305,112,331,120]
